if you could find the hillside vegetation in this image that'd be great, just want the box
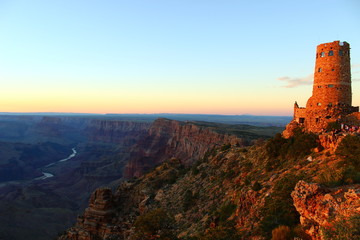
[60,131,360,239]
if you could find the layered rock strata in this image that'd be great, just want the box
[124,118,242,178]
[63,188,116,240]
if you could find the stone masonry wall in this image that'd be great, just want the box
[309,41,351,107]
[290,41,358,133]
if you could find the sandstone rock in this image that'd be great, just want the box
[282,120,300,139]
[154,189,164,202]
[292,180,360,239]
[123,118,243,178]
[60,188,117,240]
[318,133,346,152]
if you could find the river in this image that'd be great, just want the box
[45,148,77,167]
[35,148,77,180]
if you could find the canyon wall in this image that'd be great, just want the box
[124,118,243,178]
[85,120,151,144]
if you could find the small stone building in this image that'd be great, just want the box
[284,41,359,137]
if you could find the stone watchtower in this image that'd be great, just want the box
[284,41,359,136]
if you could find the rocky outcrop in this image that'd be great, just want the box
[124,118,243,178]
[59,130,360,240]
[62,188,117,240]
[318,133,347,152]
[291,180,360,239]
[282,120,300,139]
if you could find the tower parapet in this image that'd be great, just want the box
[285,41,359,135]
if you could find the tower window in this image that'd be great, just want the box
[328,50,334,56]
[332,68,335,71]
[317,103,322,106]
[318,68,322,72]
[339,50,343,56]
[320,52,325,57]
[328,103,332,107]
[328,84,334,88]
[299,118,305,123]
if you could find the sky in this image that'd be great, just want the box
[0,0,360,116]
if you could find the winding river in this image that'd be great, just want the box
[35,148,77,180]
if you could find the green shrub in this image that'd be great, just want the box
[271,225,291,240]
[317,167,345,187]
[133,208,177,240]
[343,165,360,184]
[265,133,288,159]
[322,215,360,240]
[242,160,253,172]
[183,190,196,211]
[239,148,248,153]
[336,135,360,171]
[198,225,242,240]
[252,181,262,191]
[284,131,318,159]
[202,148,217,162]
[326,121,341,131]
[317,163,360,187]
[220,169,236,180]
[217,202,237,223]
[191,166,200,175]
[292,224,311,240]
[220,143,232,151]
[265,131,318,169]
[260,174,303,237]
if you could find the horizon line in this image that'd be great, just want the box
[0,111,292,117]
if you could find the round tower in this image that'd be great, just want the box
[285,40,359,137]
[301,41,358,132]
[307,41,351,109]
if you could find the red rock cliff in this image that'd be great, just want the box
[61,188,117,240]
[124,118,243,178]
[85,120,151,144]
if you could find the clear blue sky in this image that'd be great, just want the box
[1,0,359,115]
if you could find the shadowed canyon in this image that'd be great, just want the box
[0,114,284,240]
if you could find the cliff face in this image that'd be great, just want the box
[292,181,360,239]
[123,118,243,178]
[65,188,116,240]
[85,120,151,144]
[2,116,287,240]
[59,131,360,240]
[35,117,151,145]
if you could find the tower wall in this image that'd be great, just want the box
[307,41,351,109]
[291,41,358,133]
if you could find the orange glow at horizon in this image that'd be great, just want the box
[0,97,292,116]
[0,77,294,116]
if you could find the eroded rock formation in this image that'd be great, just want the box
[63,188,117,240]
[124,118,242,178]
[292,180,360,239]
